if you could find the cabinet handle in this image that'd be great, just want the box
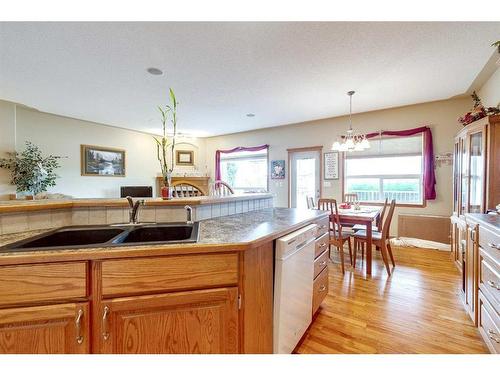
[102,306,110,341]
[470,230,476,243]
[318,285,326,292]
[75,308,84,345]
[487,280,500,290]
[319,243,327,248]
[487,242,500,250]
[319,261,327,266]
[488,329,500,343]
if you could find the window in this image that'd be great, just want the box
[344,135,424,205]
[219,149,268,193]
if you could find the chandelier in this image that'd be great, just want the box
[331,91,370,152]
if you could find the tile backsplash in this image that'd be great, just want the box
[0,197,274,235]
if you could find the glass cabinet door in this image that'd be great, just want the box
[460,137,468,215]
[468,131,484,213]
[453,139,460,214]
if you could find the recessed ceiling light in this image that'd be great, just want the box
[246,113,255,117]
[147,67,163,75]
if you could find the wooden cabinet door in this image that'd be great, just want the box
[97,287,239,354]
[0,302,89,354]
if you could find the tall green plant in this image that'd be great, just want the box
[0,141,63,196]
[153,88,178,180]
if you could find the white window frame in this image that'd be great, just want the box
[220,149,269,192]
[343,136,425,207]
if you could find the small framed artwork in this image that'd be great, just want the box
[271,160,285,179]
[176,150,194,166]
[324,151,339,180]
[81,145,126,177]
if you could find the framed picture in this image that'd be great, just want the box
[176,150,194,166]
[324,151,339,180]
[81,145,126,177]
[271,160,285,179]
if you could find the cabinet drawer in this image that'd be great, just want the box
[312,266,328,314]
[101,253,238,297]
[314,250,329,279]
[315,217,329,238]
[315,233,329,258]
[479,249,500,311]
[478,291,500,354]
[0,262,87,307]
[479,226,500,264]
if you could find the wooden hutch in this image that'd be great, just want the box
[451,115,500,325]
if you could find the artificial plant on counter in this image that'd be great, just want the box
[153,88,178,199]
[0,141,63,198]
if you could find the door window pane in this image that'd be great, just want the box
[295,158,316,209]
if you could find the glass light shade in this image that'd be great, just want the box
[332,141,341,151]
[360,138,370,149]
[345,138,355,148]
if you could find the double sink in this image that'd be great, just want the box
[1,222,200,252]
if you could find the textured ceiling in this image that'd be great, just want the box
[0,22,499,136]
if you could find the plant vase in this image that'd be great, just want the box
[161,172,172,200]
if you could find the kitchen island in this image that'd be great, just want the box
[0,207,329,354]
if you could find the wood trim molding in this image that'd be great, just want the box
[286,146,323,153]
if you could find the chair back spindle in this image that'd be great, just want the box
[344,193,358,203]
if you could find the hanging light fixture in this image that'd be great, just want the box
[332,91,370,152]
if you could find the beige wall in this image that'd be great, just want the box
[478,65,500,108]
[204,98,470,235]
[0,101,17,199]
[0,101,206,199]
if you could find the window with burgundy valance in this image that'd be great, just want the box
[215,145,269,193]
[344,126,436,205]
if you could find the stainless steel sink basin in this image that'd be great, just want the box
[1,222,199,252]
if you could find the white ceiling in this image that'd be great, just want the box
[1,22,499,137]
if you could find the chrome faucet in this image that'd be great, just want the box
[185,205,193,224]
[126,196,145,224]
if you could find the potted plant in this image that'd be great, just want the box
[154,88,178,199]
[0,141,63,199]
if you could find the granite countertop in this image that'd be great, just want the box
[0,192,273,213]
[0,207,328,265]
[465,213,500,232]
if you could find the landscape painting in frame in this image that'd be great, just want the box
[81,145,126,177]
[271,160,285,179]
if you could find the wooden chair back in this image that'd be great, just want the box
[381,199,396,240]
[171,182,205,198]
[306,196,315,209]
[377,198,389,231]
[317,198,342,241]
[344,193,358,203]
[211,180,235,197]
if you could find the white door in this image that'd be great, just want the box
[290,150,321,208]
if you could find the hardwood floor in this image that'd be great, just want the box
[295,246,489,354]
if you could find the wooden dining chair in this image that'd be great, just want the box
[352,199,396,276]
[211,180,235,196]
[344,193,358,203]
[318,198,353,274]
[171,181,205,198]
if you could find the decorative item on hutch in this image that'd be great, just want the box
[458,91,500,126]
[153,88,179,200]
[331,91,370,152]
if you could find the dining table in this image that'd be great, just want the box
[337,206,382,276]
